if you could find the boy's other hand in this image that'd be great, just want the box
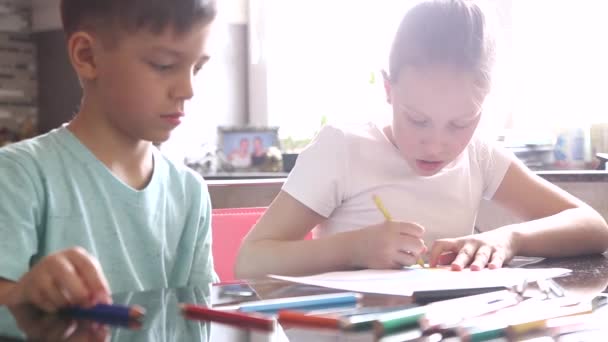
[349,221,426,269]
[429,228,516,271]
[11,247,112,313]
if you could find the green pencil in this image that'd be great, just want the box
[372,306,427,336]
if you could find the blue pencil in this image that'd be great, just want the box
[61,303,145,321]
[238,292,362,313]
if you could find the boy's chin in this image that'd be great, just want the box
[147,129,175,143]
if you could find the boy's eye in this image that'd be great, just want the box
[149,62,174,72]
[193,63,204,75]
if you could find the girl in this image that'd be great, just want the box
[235,0,608,277]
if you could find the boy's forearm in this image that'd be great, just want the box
[510,207,608,257]
[235,232,355,279]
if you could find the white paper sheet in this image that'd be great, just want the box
[270,267,571,296]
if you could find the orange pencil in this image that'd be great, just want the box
[278,310,341,329]
[180,303,276,331]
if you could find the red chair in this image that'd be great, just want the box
[211,207,266,282]
[211,207,312,281]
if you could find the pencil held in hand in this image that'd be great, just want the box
[372,195,426,268]
[61,303,145,321]
[373,195,393,221]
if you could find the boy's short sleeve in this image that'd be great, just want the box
[282,125,347,217]
[189,186,219,285]
[0,155,41,281]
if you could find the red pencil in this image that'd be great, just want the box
[278,310,341,329]
[180,304,276,331]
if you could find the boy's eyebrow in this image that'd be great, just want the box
[149,46,210,62]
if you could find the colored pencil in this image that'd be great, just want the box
[180,303,276,331]
[238,292,361,313]
[372,306,427,336]
[412,286,509,304]
[277,310,341,329]
[373,195,426,268]
[61,303,145,321]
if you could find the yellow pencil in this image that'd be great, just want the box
[372,195,426,268]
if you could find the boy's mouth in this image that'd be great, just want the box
[160,112,184,126]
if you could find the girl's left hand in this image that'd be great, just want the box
[429,228,517,271]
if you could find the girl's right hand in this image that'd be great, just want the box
[347,221,427,269]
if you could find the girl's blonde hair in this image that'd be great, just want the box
[389,0,495,93]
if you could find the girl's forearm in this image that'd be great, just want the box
[235,232,356,279]
[510,207,608,257]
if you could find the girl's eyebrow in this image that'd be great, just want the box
[399,103,482,121]
[398,103,428,117]
[453,109,482,122]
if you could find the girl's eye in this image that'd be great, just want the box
[407,115,428,126]
[450,122,471,129]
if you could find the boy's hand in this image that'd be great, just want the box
[349,221,426,269]
[10,247,112,313]
[10,303,109,342]
[429,228,516,271]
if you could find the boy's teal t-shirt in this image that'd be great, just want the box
[0,127,217,292]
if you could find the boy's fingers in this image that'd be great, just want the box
[54,261,91,306]
[27,275,61,313]
[31,290,58,313]
[66,249,111,302]
[43,282,70,310]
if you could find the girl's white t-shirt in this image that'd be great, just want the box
[282,123,515,246]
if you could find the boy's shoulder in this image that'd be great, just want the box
[155,149,208,191]
[0,129,62,167]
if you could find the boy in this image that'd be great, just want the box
[0,0,217,313]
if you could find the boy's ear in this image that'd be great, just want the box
[381,70,392,105]
[67,32,99,81]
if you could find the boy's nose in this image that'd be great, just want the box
[172,74,195,101]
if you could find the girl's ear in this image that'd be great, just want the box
[381,70,392,105]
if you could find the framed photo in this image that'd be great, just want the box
[218,126,280,171]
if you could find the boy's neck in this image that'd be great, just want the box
[67,103,155,190]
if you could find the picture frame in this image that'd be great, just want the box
[217,126,280,171]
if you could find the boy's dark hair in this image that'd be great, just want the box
[389,0,495,91]
[60,0,217,38]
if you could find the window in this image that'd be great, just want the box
[250,0,608,168]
